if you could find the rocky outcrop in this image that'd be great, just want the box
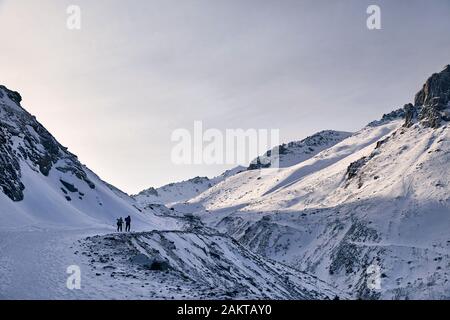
[141,187,158,197]
[415,65,450,107]
[0,122,25,201]
[0,85,22,105]
[0,84,95,202]
[369,108,405,127]
[248,145,286,170]
[403,103,419,128]
[346,157,368,181]
[412,65,450,128]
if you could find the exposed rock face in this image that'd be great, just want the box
[415,65,450,107]
[346,157,368,181]
[0,85,22,105]
[403,103,419,128]
[248,146,285,170]
[142,187,158,197]
[412,65,450,128]
[368,108,405,127]
[419,98,446,128]
[0,122,25,201]
[0,84,95,202]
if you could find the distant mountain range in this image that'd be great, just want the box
[133,130,352,207]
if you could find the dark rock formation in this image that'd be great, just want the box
[369,108,405,127]
[142,187,158,197]
[346,157,368,181]
[60,179,79,193]
[415,65,450,107]
[0,84,95,202]
[412,65,450,128]
[0,85,22,105]
[0,122,25,201]
[403,103,419,128]
[248,146,285,170]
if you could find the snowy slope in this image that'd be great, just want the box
[189,66,450,299]
[135,131,351,208]
[0,84,176,231]
[188,119,401,214]
[248,130,352,170]
[134,166,245,206]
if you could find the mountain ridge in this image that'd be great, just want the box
[134,130,353,207]
[181,65,450,299]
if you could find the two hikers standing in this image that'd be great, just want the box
[116,215,131,232]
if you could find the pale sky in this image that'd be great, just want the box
[1,0,449,194]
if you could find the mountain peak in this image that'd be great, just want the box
[0,84,22,106]
[404,65,450,128]
[414,65,450,107]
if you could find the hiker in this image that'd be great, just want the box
[116,217,123,232]
[125,215,131,232]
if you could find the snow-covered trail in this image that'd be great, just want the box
[0,228,114,299]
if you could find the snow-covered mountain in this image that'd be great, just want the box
[134,130,352,208]
[184,120,399,213]
[0,84,341,299]
[183,65,450,299]
[134,166,245,207]
[0,85,164,230]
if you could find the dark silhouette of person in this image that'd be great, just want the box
[117,217,123,232]
[125,215,131,232]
